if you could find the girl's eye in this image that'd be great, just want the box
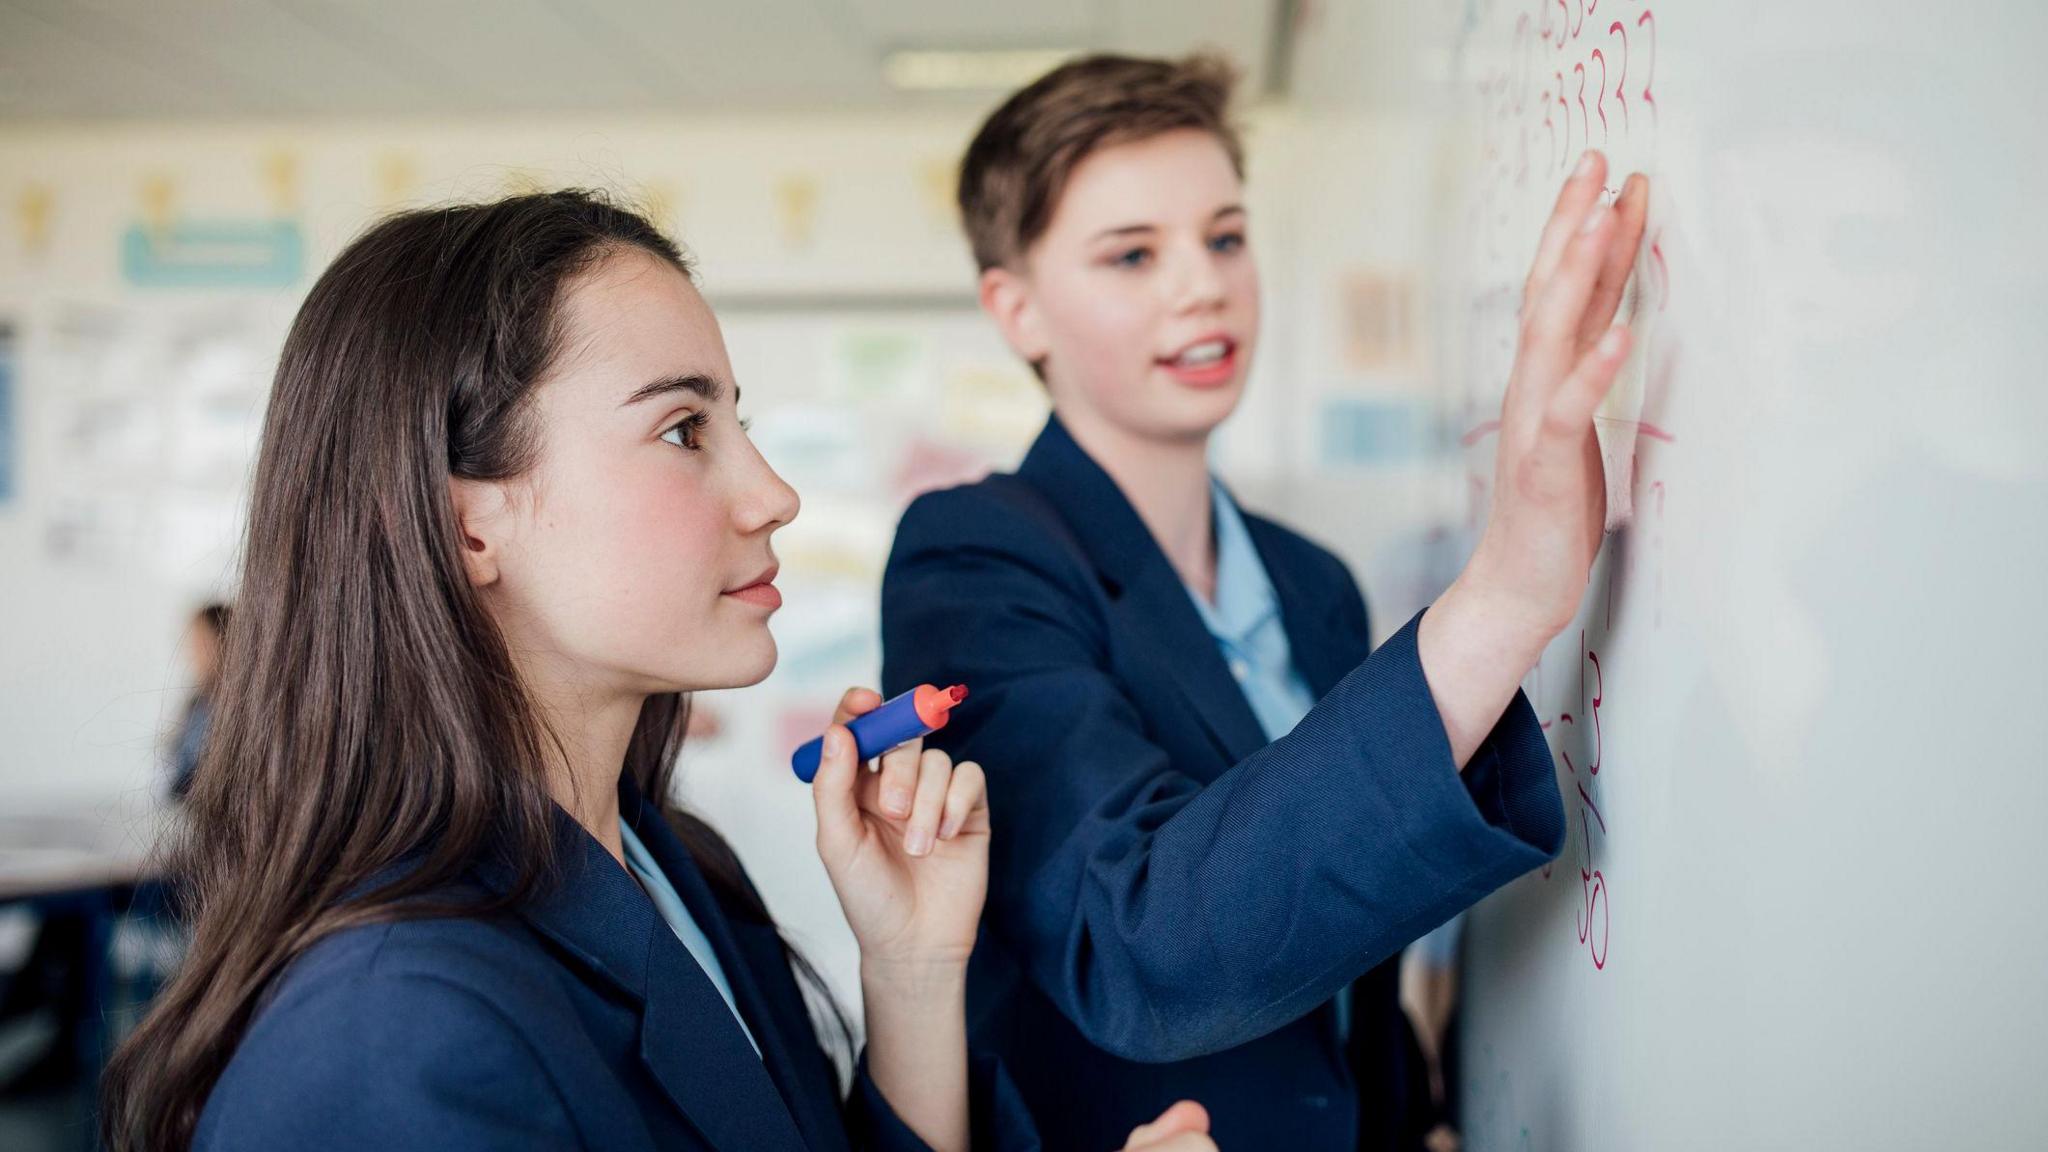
[1208,231,1246,255]
[660,411,711,451]
[1110,247,1152,269]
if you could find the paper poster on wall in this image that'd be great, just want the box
[827,328,929,403]
[40,301,285,572]
[0,322,16,504]
[1338,270,1419,371]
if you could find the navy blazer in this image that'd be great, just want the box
[881,415,1565,1151]
[197,779,1039,1151]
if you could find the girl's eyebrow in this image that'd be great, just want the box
[620,373,735,408]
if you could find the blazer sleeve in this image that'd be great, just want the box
[881,485,1566,1063]
[195,970,580,1151]
[845,1048,1043,1152]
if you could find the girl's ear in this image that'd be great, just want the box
[978,264,1050,368]
[448,477,510,589]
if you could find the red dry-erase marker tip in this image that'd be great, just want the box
[912,684,968,729]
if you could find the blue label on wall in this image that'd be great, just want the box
[1318,397,1433,466]
[121,219,304,289]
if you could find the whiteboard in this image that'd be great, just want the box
[1425,2,2048,1149]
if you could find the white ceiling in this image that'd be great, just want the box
[0,0,1292,122]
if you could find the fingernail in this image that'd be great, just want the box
[939,817,961,840]
[884,787,911,816]
[1598,327,1625,357]
[1575,151,1596,177]
[905,828,933,856]
[827,730,849,759]
[1579,201,1610,235]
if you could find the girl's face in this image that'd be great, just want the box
[993,128,1260,447]
[462,248,799,699]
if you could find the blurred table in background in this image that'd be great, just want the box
[0,798,175,1098]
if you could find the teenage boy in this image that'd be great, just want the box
[882,53,1647,1151]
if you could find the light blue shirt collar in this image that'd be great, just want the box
[619,820,762,1058]
[1184,479,1319,746]
[1187,478,1282,647]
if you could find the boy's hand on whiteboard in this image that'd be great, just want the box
[1422,151,1648,767]
[1487,148,1647,629]
[1121,1100,1217,1151]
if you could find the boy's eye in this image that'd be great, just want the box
[660,411,711,451]
[1208,231,1246,255]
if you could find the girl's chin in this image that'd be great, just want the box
[656,637,778,695]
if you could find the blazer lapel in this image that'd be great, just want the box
[1242,512,1367,700]
[1017,415,1269,765]
[621,783,847,1152]
[506,803,807,1152]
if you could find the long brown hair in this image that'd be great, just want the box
[102,190,844,1150]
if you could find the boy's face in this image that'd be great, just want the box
[984,128,1259,447]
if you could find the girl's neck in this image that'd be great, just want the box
[525,672,644,867]
[1058,406,1218,603]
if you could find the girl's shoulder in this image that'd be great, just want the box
[197,916,582,1149]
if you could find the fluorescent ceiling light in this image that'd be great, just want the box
[882,49,1077,91]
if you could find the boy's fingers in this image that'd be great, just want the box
[1552,324,1634,433]
[1522,151,1609,308]
[1522,194,1618,393]
[1575,173,1649,351]
[903,749,953,857]
[874,736,924,819]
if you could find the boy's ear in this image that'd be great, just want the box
[448,477,510,589]
[978,265,1050,368]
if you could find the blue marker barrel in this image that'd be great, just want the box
[790,683,968,783]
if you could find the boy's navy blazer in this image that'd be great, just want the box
[881,414,1566,1151]
[196,778,1038,1151]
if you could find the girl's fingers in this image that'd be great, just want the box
[938,759,986,841]
[1124,1100,1211,1149]
[874,736,924,819]
[902,748,953,857]
[1522,151,1610,308]
[831,686,884,728]
[810,726,861,858]
[1147,1137,1218,1152]
[1575,173,1650,351]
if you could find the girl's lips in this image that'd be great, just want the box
[724,582,782,609]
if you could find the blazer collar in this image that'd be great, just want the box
[483,781,817,1152]
[1242,513,1362,700]
[1015,414,1269,763]
[1015,412,1167,593]
[619,782,850,1152]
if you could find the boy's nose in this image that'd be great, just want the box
[1169,246,1229,313]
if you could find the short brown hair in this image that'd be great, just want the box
[958,52,1244,271]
